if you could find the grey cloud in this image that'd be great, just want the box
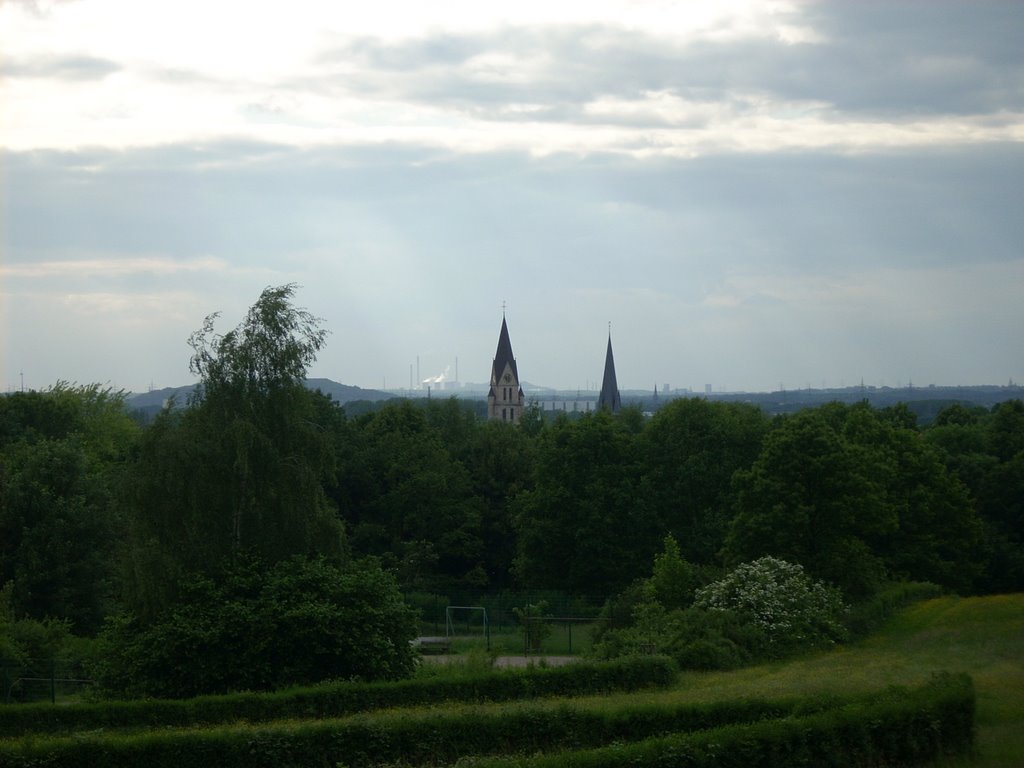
[3,54,120,81]
[306,4,1023,127]
[325,32,487,70]
[0,0,80,15]
[5,139,1022,282]
[669,2,1024,117]
[5,138,1022,391]
[739,1,1024,117]
[310,25,715,119]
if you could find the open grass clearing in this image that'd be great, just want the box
[669,594,1023,767]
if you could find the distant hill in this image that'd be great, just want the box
[697,384,1024,424]
[126,378,392,420]
[125,385,198,411]
[304,378,392,404]
[112,380,1024,425]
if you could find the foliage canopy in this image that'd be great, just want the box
[94,556,417,698]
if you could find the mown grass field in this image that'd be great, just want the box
[406,592,1024,766]
[440,593,1021,766]
[673,593,1024,767]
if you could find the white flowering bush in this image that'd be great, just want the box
[693,556,847,654]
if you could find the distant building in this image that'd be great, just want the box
[487,314,525,423]
[597,330,622,413]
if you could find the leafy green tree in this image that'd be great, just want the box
[423,397,479,465]
[512,600,551,653]
[988,399,1024,462]
[924,410,996,497]
[727,403,981,598]
[592,536,696,660]
[343,401,486,590]
[466,420,537,589]
[518,401,546,437]
[975,451,1024,592]
[725,407,891,597]
[513,412,659,595]
[0,582,73,685]
[876,427,982,592]
[122,407,226,615]
[0,385,135,633]
[616,404,647,435]
[640,399,767,564]
[923,399,1024,593]
[933,403,988,428]
[592,542,757,669]
[125,285,345,613]
[94,557,417,698]
[184,284,342,559]
[647,534,696,611]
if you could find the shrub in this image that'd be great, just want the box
[1,582,79,702]
[92,556,417,699]
[591,580,646,647]
[512,601,551,653]
[596,557,846,666]
[647,535,696,611]
[694,556,847,655]
[663,607,766,670]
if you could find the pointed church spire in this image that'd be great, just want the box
[597,326,621,413]
[492,314,518,385]
[488,311,524,422]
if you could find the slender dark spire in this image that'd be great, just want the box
[597,328,621,413]
[491,314,519,386]
[488,311,524,423]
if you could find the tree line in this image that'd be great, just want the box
[1,285,1021,695]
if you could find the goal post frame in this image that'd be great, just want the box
[445,605,490,651]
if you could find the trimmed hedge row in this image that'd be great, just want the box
[0,696,799,768]
[464,672,976,768]
[0,655,676,738]
[0,674,972,768]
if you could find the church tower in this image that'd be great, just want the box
[488,313,525,422]
[597,327,621,413]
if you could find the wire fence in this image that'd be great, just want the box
[2,592,615,705]
[406,590,614,654]
[1,660,94,704]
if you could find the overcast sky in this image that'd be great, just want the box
[3,0,1023,395]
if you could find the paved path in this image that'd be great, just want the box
[419,654,579,668]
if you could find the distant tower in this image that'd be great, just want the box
[597,326,622,413]
[487,313,525,423]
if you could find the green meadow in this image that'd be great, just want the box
[430,593,1023,766]
[0,593,1018,767]
[672,594,1024,767]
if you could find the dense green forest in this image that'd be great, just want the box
[2,286,1022,699]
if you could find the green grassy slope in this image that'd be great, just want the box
[674,594,1023,767]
